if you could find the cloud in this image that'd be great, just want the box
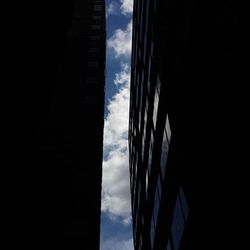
[101,237,134,250]
[120,0,133,16]
[107,20,132,58]
[114,63,130,86]
[102,63,132,225]
[106,2,118,17]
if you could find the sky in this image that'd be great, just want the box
[100,0,134,250]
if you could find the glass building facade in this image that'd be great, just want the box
[129,0,237,249]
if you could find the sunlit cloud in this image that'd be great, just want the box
[102,63,131,225]
[107,20,132,58]
[106,1,119,17]
[120,0,133,16]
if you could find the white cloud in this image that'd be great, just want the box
[101,237,134,250]
[107,20,132,58]
[107,2,118,17]
[102,63,132,224]
[114,63,130,86]
[120,0,133,16]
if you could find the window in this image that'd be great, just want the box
[90,36,100,41]
[148,130,154,175]
[166,115,172,142]
[84,95,97,104]
[86,77,98,85]
[145,169,148,197]
[150,215,156,248]
[171,187,189,250]
[87,61,99,67]
[148,142,153,175]
[152,87,159,128]
[89,47,100,53]
[137,182,141,208]
[166,241,172,250]
[156,75,161,92]
[160,130,169,179]
[92,25,101,30]
[160,114,171,179]
[153,185,160,224]
[134,153,138,179]
[179,187,189,221]
[94,5,102,11]
[148,57,151,91]
[171,197,185,250]
[157,174,162,198]
[140,70,144,109]
[141,109,147,159]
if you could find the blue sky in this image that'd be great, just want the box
[100,1,134,250]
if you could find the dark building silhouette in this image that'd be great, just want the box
[129,0,239,249]
[13,0,106,249]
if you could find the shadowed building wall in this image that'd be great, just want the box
[14,1,106,249]
[129,0,239,249]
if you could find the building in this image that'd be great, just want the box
[129,0,239,249]
[14,0,106,249]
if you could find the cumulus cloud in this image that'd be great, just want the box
[114,63,130,86]
[120,0,133,16]
[106,2,118,17]
[107,20,132,58]
[101,237,134,250]
[102,63,132,224]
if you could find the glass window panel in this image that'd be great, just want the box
[143,31,147,62]
[151,40,154,57]
[153,187,160,224]
[92,25,101,30]
[148,142,152,174]
[156,76,161,92]
[166,115,172,142]
[157,174,162,198]
[94,5,102,11]
[148,58,151,90]
[150,215,156,248]
[84,95,97,104]
[87,61,99,67]
[171,196,186,250]
[89,47,100,53]
[90,35,100,40]
[160,130,169,179]
[140,71,144,110]
[179,187,189,222]
[148,130,154,174]
[141,107,147,159]
[153,88,159,128]
[166,240,172,250]
[86,77,98,85]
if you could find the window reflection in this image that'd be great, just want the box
[150,215,156,248]
[148,142,153,174]
[148,130,154,175]
[141,106,147,159]
[166,240,172,250]
[160,114,171,179]
[171,187,189,250]
[166,115,171,142]
[152,88,159,128]
[160,130,169,178]
[179,187,189,222]
[94,5,102,11]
